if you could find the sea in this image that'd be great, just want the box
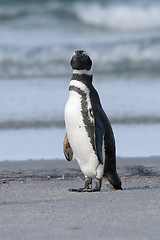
[0,0,160,161]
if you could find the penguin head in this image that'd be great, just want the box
[71,50,92,71]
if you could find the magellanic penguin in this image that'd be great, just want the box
[64,50,122,192]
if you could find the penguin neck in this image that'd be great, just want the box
[71,69,93,87]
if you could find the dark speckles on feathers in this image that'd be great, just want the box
[69,85,96,153]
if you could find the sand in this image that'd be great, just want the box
[0,157,160,240]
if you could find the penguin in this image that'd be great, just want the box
[64,50,122,192]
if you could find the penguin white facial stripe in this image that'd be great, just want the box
[69,85,86,98]
[72,73,93,86]
[70,80,89,94]
[73,69,92,76]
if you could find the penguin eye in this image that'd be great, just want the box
[82,52,88,59]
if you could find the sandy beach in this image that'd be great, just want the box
[1,0,160,239]
[0,157,160,240]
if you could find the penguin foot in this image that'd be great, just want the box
[68,177,92,192]
[68,188,89,192]
[68,187,100,192]
[68,178,102,192]
[93,178,102,192]
[82,188,100,192]
[82,178,101,192]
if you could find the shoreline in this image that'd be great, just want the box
[0,157,160,240]
[0,156,160,185]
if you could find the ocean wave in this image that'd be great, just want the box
[0,46,71,78]
[0,120,65,130]
[1,0,160,32]
[1,115,160,130]
[0,0,77,25]
[1,0,160,79]
[1,40,160,78]
[91,41,160,75]
[92,43,160,64]
[0,4,28,22]
[75,2,160,31]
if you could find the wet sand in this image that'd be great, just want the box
[0,157,160,240]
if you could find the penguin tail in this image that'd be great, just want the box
[103,172,122,190]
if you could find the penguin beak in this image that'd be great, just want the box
[72,50,88,60]
[75,51,82,58]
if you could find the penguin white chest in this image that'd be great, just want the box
[65,89,99,178]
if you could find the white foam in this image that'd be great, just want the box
[75,3,160,31]
[92,44,160,64]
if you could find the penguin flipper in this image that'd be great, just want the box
[63,133,73,161]
[94,116,105,165]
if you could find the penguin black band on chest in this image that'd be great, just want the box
[64,50,122,192]
[69,83,96,155]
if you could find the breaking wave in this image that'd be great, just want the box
[1,0,160,32]
[75,2,160,31]
[1,40,160,78]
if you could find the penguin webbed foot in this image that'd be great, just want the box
[68,188,89,192]
[68,178,102,192]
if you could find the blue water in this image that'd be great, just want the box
[0,0,160,160]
